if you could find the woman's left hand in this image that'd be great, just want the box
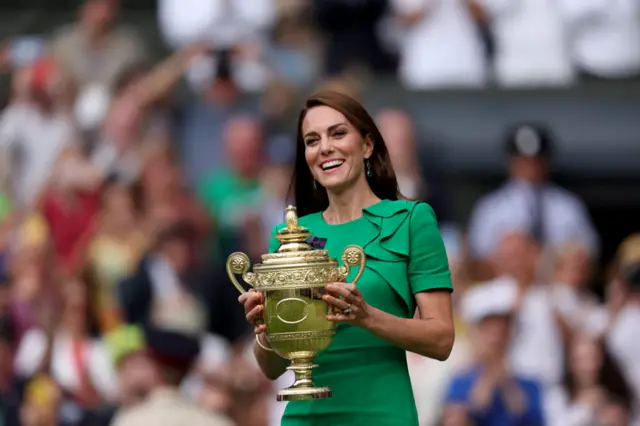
[323,282,374,327]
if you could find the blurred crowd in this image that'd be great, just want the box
[0,0,638,425]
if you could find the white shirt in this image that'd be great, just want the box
[509,283,565,387]
[606,304,640,425]
[560,0,640,78]
[157,0,275,92]
[391,0,487,89]
[0,103,73,208]
[468,180,599,260]
[477,0,575,87]
[14,329,118,400]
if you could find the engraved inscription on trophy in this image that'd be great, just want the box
[275,298,311,325]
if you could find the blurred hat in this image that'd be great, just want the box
[460,277,518,325]
[144,327,201,371]
[505,124,553,158]
[105,325,146,366]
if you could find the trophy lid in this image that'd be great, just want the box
[274,206,312,251]
[258,206,333,266]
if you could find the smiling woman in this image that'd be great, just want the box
[237,91,455,426]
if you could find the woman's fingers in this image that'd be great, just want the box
[254,324,266,335]
[246,304,264,324]
[327,313,356,322]
[322,294,350,310]
[325,283,359,299]
[239,290,263,313]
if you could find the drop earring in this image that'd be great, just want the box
[313,179,317,190]
[366,159,374,178]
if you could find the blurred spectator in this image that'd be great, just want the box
[0,315,24,426]
[111,327,233,426]
[444,279,546,425]
[547,333,633,426]
[84,182,147,334]
[197,115,267,259]
[137,150,210,263]
[467,124,599,279]
[269,0,318,87]
[389,0,487,89]
[14,278,117,418]
[117,222,248,345]
[311,0,397,76]
[40,174,100,275]
[0,58,76,210]
[473,0,575,87]
[561,0,640,81]
[549,242,609,338]
[158,0,276,93]
[605,234,640,424]
[376,108,448,216]
[487,232,565,389]
[50,0,148,92]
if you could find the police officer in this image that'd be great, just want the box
[110,327,233,426]
[467,124,599,276]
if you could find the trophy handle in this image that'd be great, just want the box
[338,245,366,285]
[226,252,256,294]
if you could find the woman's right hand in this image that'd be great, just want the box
[238,289,266,335]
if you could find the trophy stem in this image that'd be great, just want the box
[276,358,332,401]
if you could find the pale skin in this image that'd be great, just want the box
[238,105,455,380]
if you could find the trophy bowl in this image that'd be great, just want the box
[226,206,366,401]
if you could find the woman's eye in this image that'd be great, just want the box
[333,130,346,138]
[305,138,318,146]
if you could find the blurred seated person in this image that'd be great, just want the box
[443,279,545,426]
[84,182,146,334]
[197,115,266,260]
[549,242,609,338]
[376,108,448,218]
[138,150,210,263]
[604,234,640,423]
[389,0,487,89]
[50,0,148,92]
[117,223,248,346]
[0,57,75,211]
[14,277,117,412]
[40,159,101,274]
[0,315,24,426]
[546,333,633,426]
[485,231,564,389]
[110,327,233,426]
[467,124,599,280]
[102,326,163,419]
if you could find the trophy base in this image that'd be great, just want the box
[276,360,332,401]
[277,386,332,401]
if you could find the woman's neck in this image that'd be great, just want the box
[324,180,379,224]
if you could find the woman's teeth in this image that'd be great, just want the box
[321,160,345,170]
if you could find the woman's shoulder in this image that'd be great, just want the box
[364,199,434,218]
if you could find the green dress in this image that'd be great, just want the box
[268,200,453,426]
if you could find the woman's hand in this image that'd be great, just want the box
[323,282,375,327]
[238,290,266,335]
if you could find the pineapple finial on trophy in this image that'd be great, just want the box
[285,205,299,230]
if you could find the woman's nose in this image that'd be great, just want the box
[319,135,333,154]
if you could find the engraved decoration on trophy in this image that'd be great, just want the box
[226,206,366,401]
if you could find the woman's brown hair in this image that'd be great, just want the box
[288,91,400,217]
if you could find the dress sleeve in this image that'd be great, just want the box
[409,202,453,293]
